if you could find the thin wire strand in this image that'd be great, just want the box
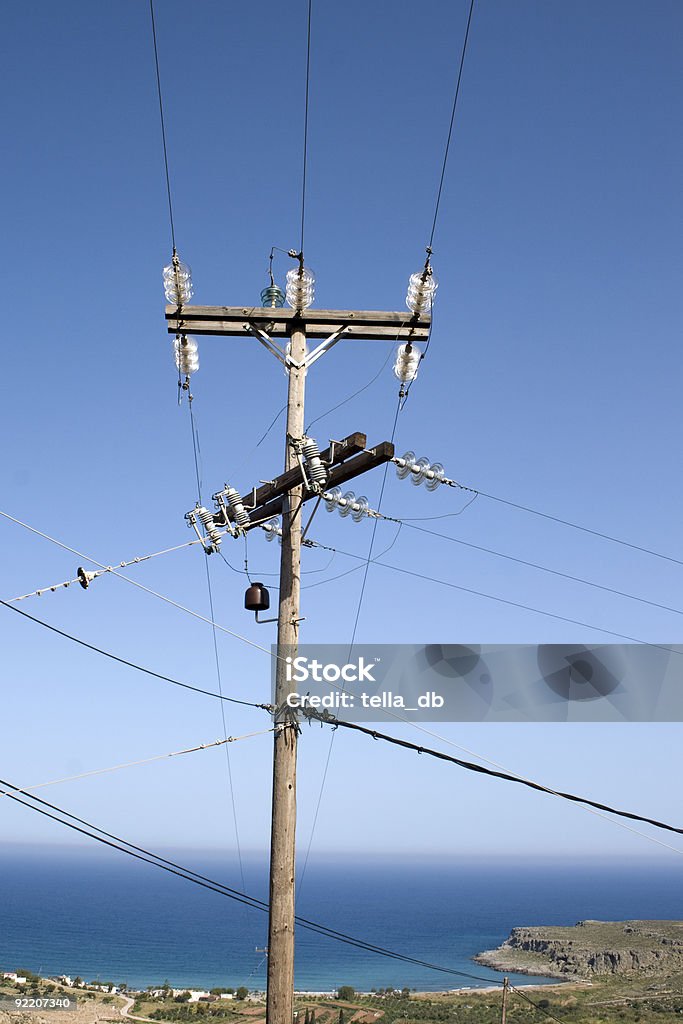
[298,401,401,896]
[390,518,683,621]
[330,548,683,654]
[0,509,280,661]
[400,491,478,520]
[0,777,529,990]
[305,349,394,433]
[149,0,176,251]
[21,730,276,793]
[349,397,402,649]
[475,487,683,570]
[7,507,681,677]
[224,403,287,482]
[428,0,475,249]
[187,397,249,906]
[300,0,313,254]
[0,597,272,710]
[301,524,403,591]
[509,986,569,1024]
[5,537,205,604]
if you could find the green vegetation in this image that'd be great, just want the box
[476,920,683,980]
[131,979,683,1024]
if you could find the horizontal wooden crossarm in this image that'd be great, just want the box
[246,441,396,527]
[166,306,430,341]
[242,433,367,514]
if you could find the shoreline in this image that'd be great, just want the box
[473,949,569,981]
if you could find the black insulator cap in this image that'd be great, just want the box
[245,582,270,612]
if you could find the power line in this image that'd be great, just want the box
[4,537,205,604]
[401,490,478,520]
[0,777,521,989]
[20,729,277,794]
[185,386,249,902]
[509,984,571,1024]
[0,508,280,662]
[475,486,683,570]
[385,458,683,572]
[224,402,287,483]
[349,398,402,649]
[301,524,403,591]
[322,545,683,653]
[276,524,683,857]
[7,500,680,708]
[380,722,683,859]
[305,349,394,433]
[300,0,313,254]
[298,402,402,894]
[0,597,272,711]
[393,518,683,621]
[428,0,476,249]
[300,710,683,839]
[149,0,176,251]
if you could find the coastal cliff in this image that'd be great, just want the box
[474,920,683,979]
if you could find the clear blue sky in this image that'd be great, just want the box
[1,0,682,869]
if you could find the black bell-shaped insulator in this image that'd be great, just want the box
[244,581,270,613]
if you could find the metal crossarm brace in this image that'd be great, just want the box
[247,323,288,366]
[247,323,348,369]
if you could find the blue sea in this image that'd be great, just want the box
[0,848,680,992]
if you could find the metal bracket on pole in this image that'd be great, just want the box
[246,323,348,371]
[247,323,288,367]
[301,326,347,369]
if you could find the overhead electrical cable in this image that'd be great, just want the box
[7,504,680,696]
[224,402,287,483]
[509,985,572,1024]
[314,491,683,619]
[348,398,402,649]
[4,536,207,604]
[300,0,313,254]
[0,777,523,988]
[474,487,683,570]
[316,545,681,654]
[0,509,281,662]
[428,0,476,249]
[19,730,277,794]
[0,598,272,711]
[302,525,403,591]
[149,0,176,250]
[300,710,683,839]
[305,349,394,433]
[185,390,249,903]
[388,518,683,620]
[297,402,401,895]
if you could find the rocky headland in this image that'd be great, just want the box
[474,920,683,979]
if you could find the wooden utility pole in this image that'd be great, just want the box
[267,323,306,1024]
[501,976,509,1024]
[167,297,430,1024]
